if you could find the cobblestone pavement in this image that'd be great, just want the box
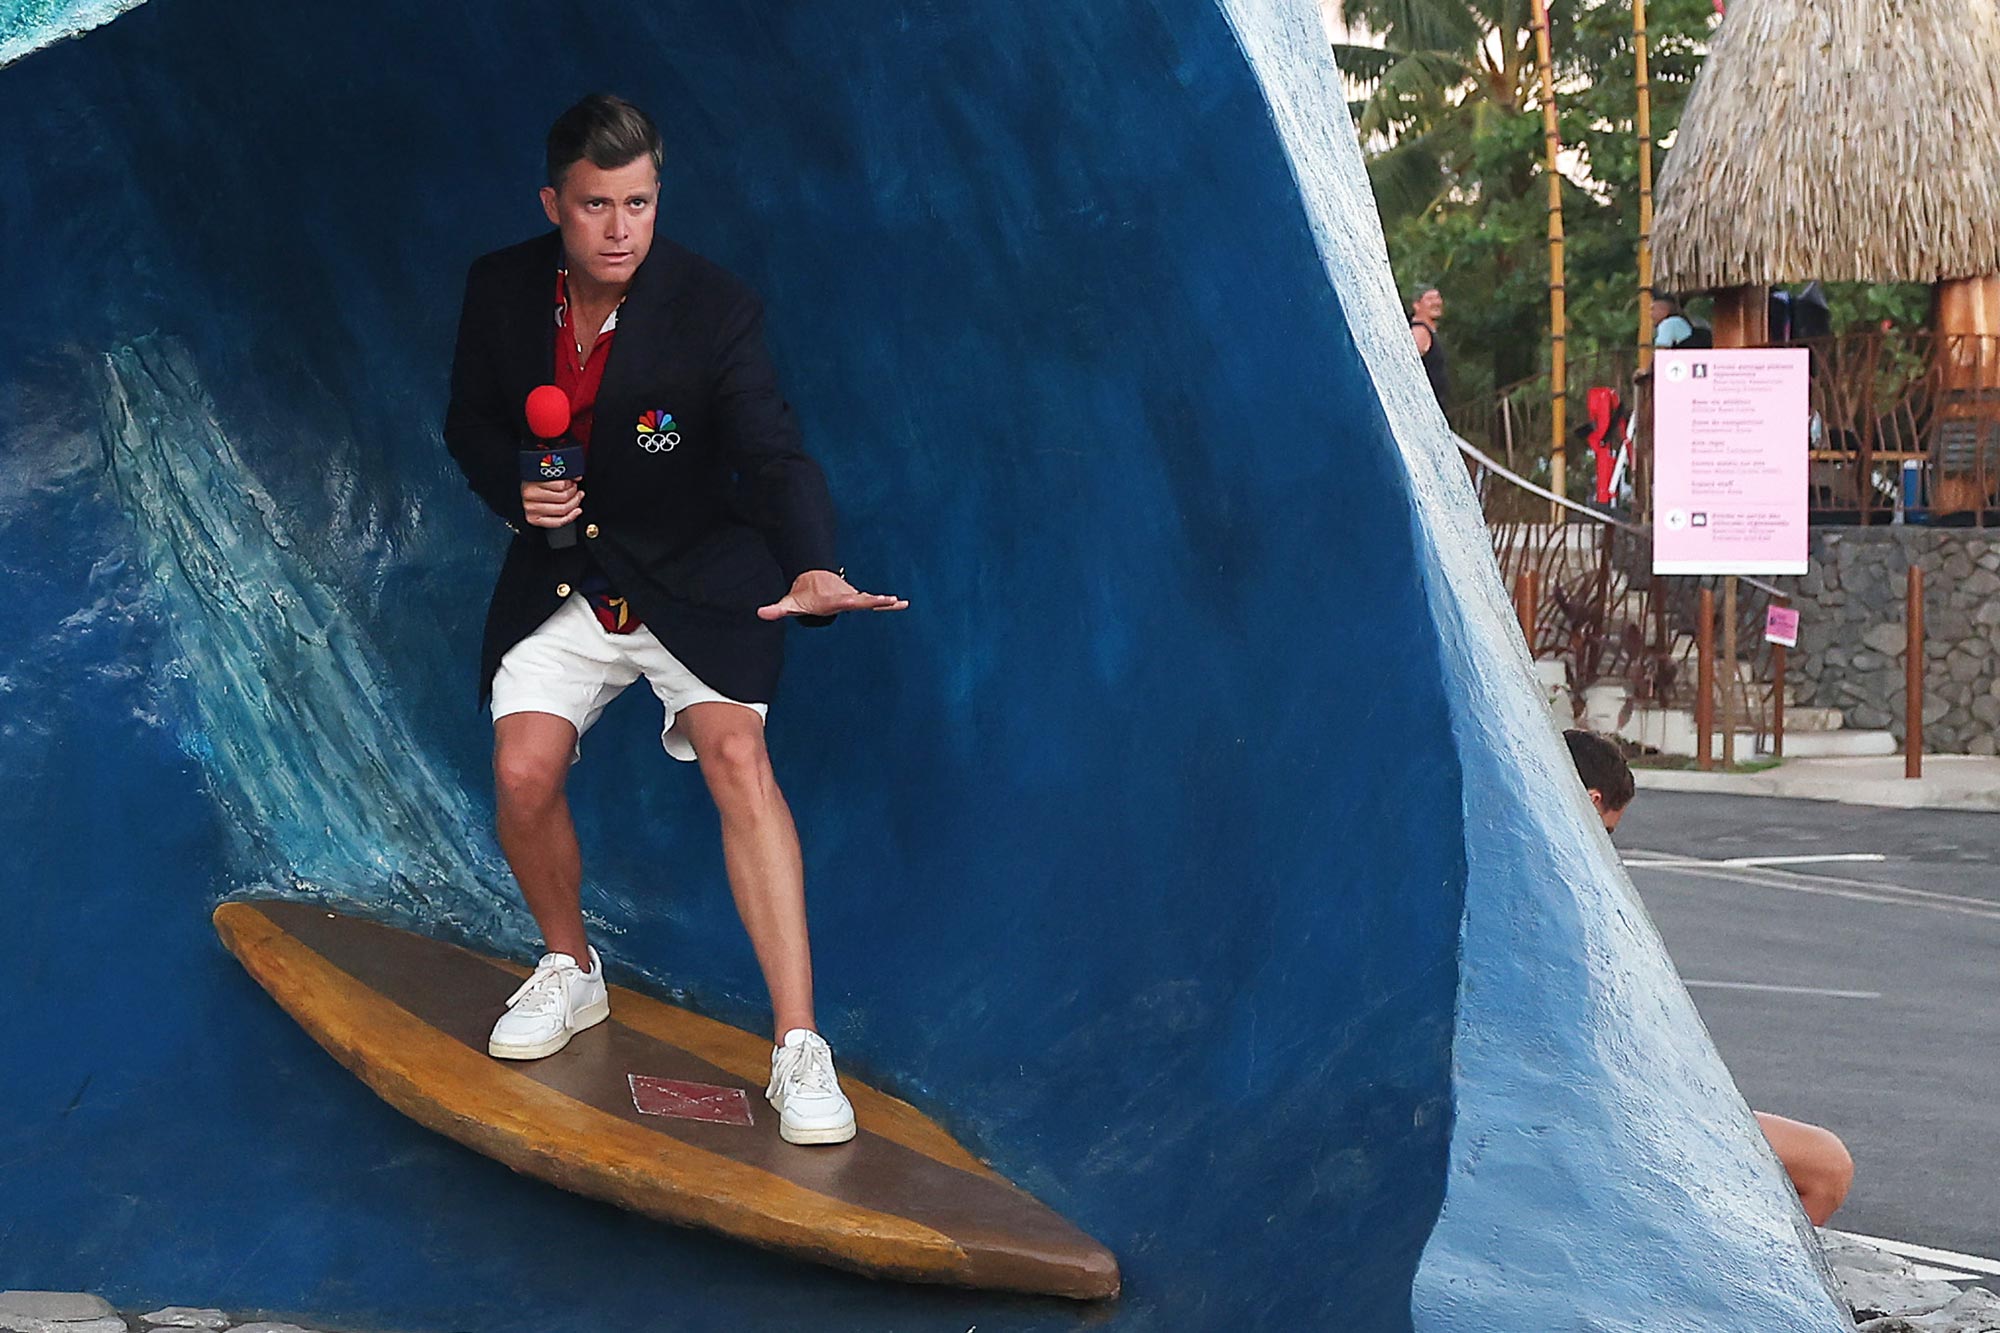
[0,1295,422,1333]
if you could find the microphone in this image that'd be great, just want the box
[520,385,584,549]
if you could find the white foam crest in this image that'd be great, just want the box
[1,0,150,69]
[97,334,529,943]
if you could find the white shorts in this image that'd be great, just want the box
[489,594,768,762]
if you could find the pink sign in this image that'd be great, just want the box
[1652,348,1809,575]
[1764,604,1800,647]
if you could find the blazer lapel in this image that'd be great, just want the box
[593,238,692,469]
[506,232,564,425]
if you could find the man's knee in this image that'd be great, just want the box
[1759,1113,1853,1224]
[494,734,569,811]
[1801,1125,1855,1207]
[696,725,774,805]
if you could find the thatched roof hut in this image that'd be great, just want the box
[1654,0,2000,292]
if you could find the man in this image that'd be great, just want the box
[1565,731,1855,1225]
[1408,285,1449,410]
[444,94,906,1146]
[1652,293,1705,350]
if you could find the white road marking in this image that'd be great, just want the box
[1683,979,1882,999]
[1623,854,1887,869]
[1623,851,2000,922]
[1827,1230,2000,1279]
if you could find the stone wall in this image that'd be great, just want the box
[1790,528,2000,754]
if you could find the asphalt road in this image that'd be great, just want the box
[1616,790,2000,1264]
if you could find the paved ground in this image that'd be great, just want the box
[1618,789,2000,1266]
[1635,753,2000,813]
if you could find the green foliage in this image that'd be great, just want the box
[1339,0,1935,426]
[1816,282,1932,333]
[1339,0,1720,399]
[1333,0,1956,516]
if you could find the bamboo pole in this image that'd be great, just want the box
[1529,0,1568,518]
[1635,0,1656,376]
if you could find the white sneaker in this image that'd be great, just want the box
[767,1028,857,1145]
[488,946,609,1060]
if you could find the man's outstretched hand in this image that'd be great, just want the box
[758,569,909,621]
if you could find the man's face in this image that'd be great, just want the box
[1651,298,1674,325]
[1415,289,1444,323]
[1589,789,1624,833]
[540,156,659,290]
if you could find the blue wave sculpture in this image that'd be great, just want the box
[0,0,1853,1328]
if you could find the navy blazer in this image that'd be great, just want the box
[443,231,838,706]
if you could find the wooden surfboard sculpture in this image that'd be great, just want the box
[213,899,1120,1300]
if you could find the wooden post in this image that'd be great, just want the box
[1711,285,1769,350]
[1529,0,1567,515]
[1516,570,1542,654]
[1772,640,1787,758]
[1634,0,1656,377]
[1771,592,1790,759]
[1932,276,2000,522]
[1721,576,1738,768]
[1907,566,1924,779]
[1696,586,1715,771]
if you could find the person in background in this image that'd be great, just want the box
[1409,284,1449,409]
[1565,730,1856,1226]
[1652,292,1697,350]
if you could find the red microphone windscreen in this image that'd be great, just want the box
[524,385,572,439]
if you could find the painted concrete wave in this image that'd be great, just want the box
[0,0,1850,1328]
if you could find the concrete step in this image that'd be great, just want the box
[1782,706,1847,734]
[1770,729,1899,759]
[1612,706,1746,758]
[1608,704,1895,759]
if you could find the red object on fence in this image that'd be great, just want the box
[1584,386,1624,505]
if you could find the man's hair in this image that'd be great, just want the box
[546,94,663,190]
[1409,283,1441,308]
[1654,291,1683,311]
[1564,729,1635,812]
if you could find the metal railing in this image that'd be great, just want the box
[1451,331,2000,525]
[1792,331,2000,523]
[1460,433,1784,747]
[1451,327,2000,747]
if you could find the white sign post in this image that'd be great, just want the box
[1653,348,1809,768]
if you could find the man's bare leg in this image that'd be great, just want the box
[676,701,815,1039]
[1757,1111,1855,1226]
[493,711,594,970]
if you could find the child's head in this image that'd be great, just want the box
[1564,729,1635,832]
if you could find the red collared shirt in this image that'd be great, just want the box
[554,267,641,633]
[554,266,618,448]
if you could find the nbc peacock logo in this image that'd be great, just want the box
[636,409,681,454]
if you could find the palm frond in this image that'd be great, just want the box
[1366,135,1450,226]
[1336,0,1486,58]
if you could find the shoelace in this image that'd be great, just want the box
[506,958,577,1018]
[769,1038,837,1101]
